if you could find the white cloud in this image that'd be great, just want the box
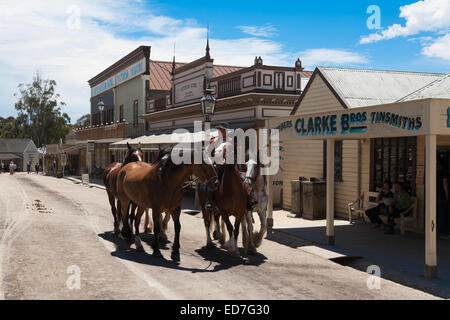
[0,1,293,121]
[360,0,450,44]
[422,34,450,60]
[298,49,369,67]
[0,1,368,123]
[236,25,278,38]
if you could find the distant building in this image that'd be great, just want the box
[0,139,40,171]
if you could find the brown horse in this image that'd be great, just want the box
[103,142,143,234]
[198,163,256,256]
[117,148,218,262]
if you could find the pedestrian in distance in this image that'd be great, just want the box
[27,161,31,174]
[9,161,15,175]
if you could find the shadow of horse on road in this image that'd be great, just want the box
[98,231,267,273]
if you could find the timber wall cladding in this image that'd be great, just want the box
[294,75,344,116]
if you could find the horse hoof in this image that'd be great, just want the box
[247,249,257,256]
[171,251,180,262]
[206,241,216,248]
[144,228,152,234]
[153,251,163,259]
[136,245,145,252]
[212,231,219,240]
[118,233,128,240]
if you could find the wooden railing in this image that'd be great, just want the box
[217,76,241,98]
[75,122,145,140]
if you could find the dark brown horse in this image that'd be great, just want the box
[117,149,218,262]
[103,142,143,234]
[198,163,256,256]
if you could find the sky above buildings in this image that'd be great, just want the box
[0,0,449,122]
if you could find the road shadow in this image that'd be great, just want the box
[98,231,266,273]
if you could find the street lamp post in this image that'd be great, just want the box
[97,99,105,126]
[200,85,216,137]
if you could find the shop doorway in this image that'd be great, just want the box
[437,148,450,234]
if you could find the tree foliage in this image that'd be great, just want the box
[75,113,91,128]
[0,116,26,139]
[14,72,71,147]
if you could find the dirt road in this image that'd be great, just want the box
[0,173,439,300]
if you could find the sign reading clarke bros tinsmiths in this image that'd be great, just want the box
[272,105,425,139]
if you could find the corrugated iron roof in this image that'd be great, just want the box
[397,73,450,102]
[319,67,446,108]
[149,60,185,91]
[213,65,245,77]
[149,60,245,91]
[0,139,33,154]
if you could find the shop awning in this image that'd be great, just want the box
[110,130,219,151]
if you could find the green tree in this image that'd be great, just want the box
[14,72,71,147]
[0,116,25,139]
[75,113,91,128]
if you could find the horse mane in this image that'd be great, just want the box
[156,148,182,174]
[122,146,141,167]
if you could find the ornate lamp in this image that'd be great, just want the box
[97,99,105,125]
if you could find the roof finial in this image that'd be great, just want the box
[206,24,210,59]
[171,43,176,74]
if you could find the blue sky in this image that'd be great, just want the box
[0,0,449,122]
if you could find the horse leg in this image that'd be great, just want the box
[212,212,221,240]
[254,206,267,248]
[134,207,145,252]
[240,215,249,252]
[203,208,214,248]
[219,215,226,245]
[159,212,170,243]
[129,202,137,229]
[144,209,152,234]
[107,191,119,234]
[151,208,163,258]
[119,200,133,240]
[245,210,257,255]
[170,206,181,262]
[222,214,239,256]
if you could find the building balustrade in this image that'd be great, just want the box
[75,122,145,140]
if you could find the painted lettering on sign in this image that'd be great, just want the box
[294,115,338,136]
[447,107,450,128]
[290,111,422,137]
[92,77,114,96]
[370,111,422,130]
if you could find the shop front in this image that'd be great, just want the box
[266,97,450,279]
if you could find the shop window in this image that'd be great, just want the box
[371,137,416,194]
[133,100,138,125]
[323,140,343,182]
[119,105,124,122]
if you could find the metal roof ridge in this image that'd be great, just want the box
[318,66,446,76]
[396,73,450,102]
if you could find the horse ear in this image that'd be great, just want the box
[127,142,131,150]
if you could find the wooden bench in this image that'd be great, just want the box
[348,191,418,235]
[379,197,417,235]
[348,191,379,224]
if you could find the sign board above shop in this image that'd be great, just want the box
[267,98,450,140]
[91,58,146,97]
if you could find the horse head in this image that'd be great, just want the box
[123,142,143,165]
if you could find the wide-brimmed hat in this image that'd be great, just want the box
[215,122,229,130]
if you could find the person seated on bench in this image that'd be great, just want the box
[385,182,413,235]
[365,180,393,229]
